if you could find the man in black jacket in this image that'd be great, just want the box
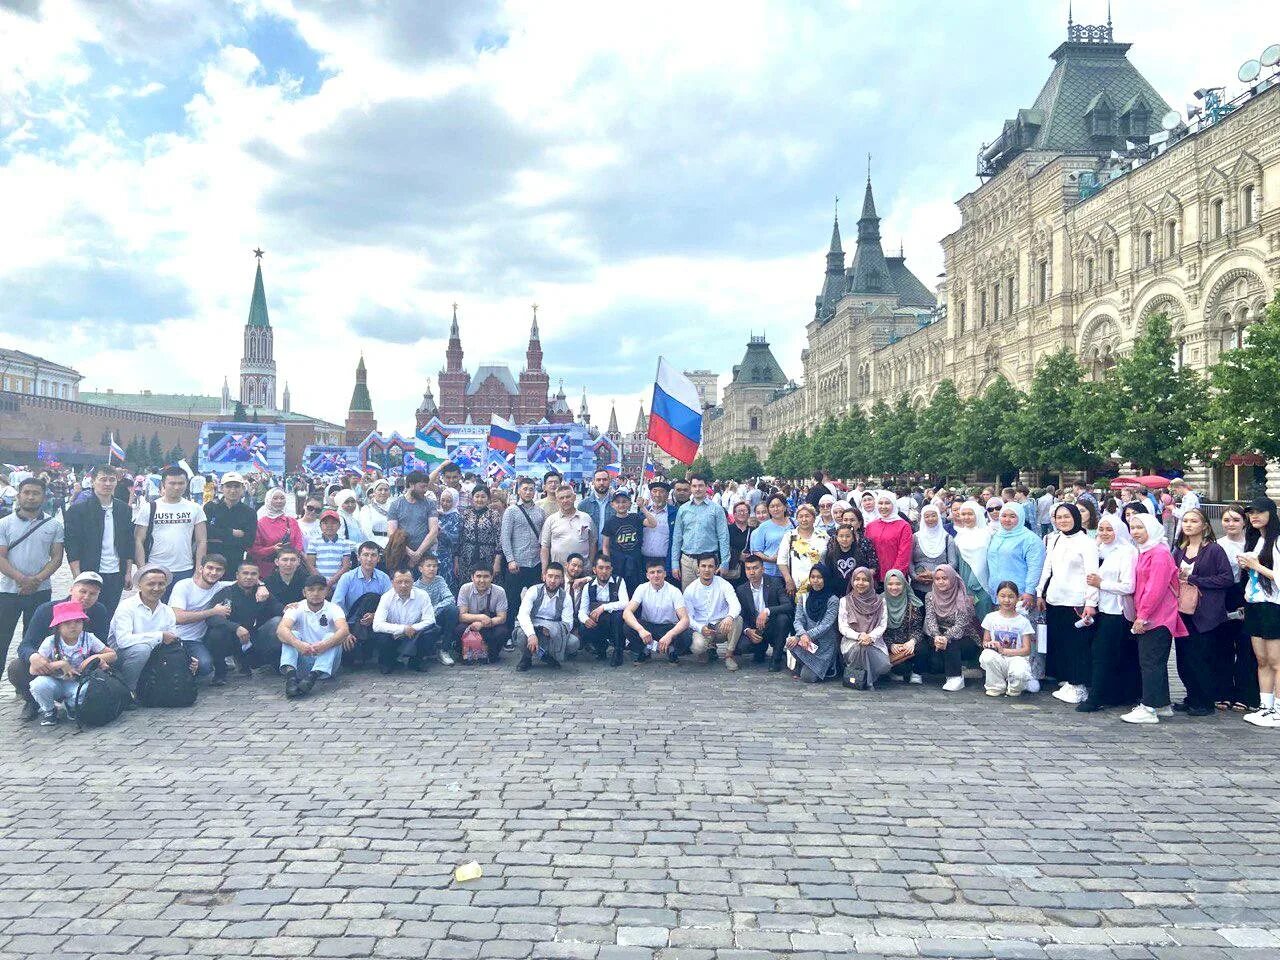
[62,465,135,617]
[204,472,257,573]
[8,573,110,720]
[734,554,794,671]
[208,560,281,676]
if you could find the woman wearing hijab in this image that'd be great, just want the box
[247,488,304,578]
[1121,512,1188,725]
[866,490,912,588]
[1240,497,1280,728]
[882,569,926,683]
[858,490,879,527]
[332,489,366,544]
[985,501,1045,606]
[786,564,841,683]
[910,504,960,601]
[952,500,991,593]
[778,503,829,598]
[1078,514,1140,712]
[1215,504,1258,712]
[922,564,980,691]
[454,484,502,583]
[838,567,889,690]
[1170,508,1234,717]
[359,480,393,549]
[435,487,462,591]
[1037,503,1099,705]
[824,522,878,591]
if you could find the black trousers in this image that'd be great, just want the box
[6,656,34,704]
[504,565,542,619]
[1138,625,1173,709]
[1088,612,1141,707]
[0,590,51,670]
[371,625,441,669]
[1214,617,1259,708]
[1045,602,1094,686]
[344,592,385,666]
[1175,615,1223,710]
[736,613,791,665]
[579,610,624,656]
[97,571,126,619]
[913,634,976,679]
[624,618,691,656]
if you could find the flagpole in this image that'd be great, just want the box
[639,356,662,490]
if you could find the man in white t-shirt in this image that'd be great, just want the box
[134,465,206,598]
[1170,479,1200,536]
[622,557,691,663]
[168,555,233,683]
[682,553,742,667]
[277,575,351,699]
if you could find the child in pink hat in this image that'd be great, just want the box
[31,601,117,727]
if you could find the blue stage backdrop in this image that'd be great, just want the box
[198,422,286,475]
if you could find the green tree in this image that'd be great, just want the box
[737,447,764,481]
[863,401,892,476]
[165,443,186,465]
[954,376,1022,480]
[686,454,715,481]
[870,396,917,479]
[828,407,870,479]
[1194,290,1280,462]
[1010,349,1093,476]
[147,432,163,466]
[906,380,964,480]
[765,432,792,478]
[1105,313,1201,470]
[233,400,247,421]
[125,436,143,469]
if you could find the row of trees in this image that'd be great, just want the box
[99,430,186,471]
[700,292,1280,484]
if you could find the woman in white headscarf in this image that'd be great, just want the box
[910,503,960,600]
[1078,513,1140,711]
[359,479,393,549]
[248,488,304,578]
[952,500,991,591]
[1122,511,1188,724]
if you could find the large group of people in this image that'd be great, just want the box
[3,460,1278,732]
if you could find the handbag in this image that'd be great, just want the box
[460,626,488,662]
[888,642,914,666]
[1178,580,1200,615]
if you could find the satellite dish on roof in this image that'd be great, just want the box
[1240,59,1262,83]
[1161,110,1181,130]
[1262,43,1280,67]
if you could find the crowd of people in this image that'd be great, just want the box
[2,460,1278,731]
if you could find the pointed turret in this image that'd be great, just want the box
[814,199,846,321]
[220,377,231,415]
[344,354,377,443]
[633,405,647,435]
[349,355,372,412]
[282,381,291,413]
[247,261,270,328]
[846,174,892,296]
[239,250,277,411]
[578,387,591,427]
[519,302,549,422]
[606,402,620,440]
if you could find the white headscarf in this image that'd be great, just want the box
[1130,512,1166,554]
[915,504,949,559]
[1100,510,1134,548]
[258,488,287,519]
[960,499,987,530]
[952,500,991,584]
[859,491,878,526]
[873,489,897,522]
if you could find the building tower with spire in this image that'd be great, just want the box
[845,165,893,298]
[239,249,277,411]
[437,304,470,424]
[220,377,232,416]
[605,402,621,442]
[577,387,591,427]
[814,198,846,321]
[344,355,377,444]
[415,384,438,430]
[282,381,291,413]
[517,305,550,423]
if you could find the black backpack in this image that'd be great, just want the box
[136,642,199,708]
[73,667,131,729]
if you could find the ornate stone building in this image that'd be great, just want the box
[704,17,1280,495]
[239,252,277,411]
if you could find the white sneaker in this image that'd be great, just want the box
[909,673,923,685]
[985,688,1004,697]
[439,650,456,666]
[942,676,965,692]
[1121,705,1158,724]
[1244,707,1277,727]
[1250,710,1280,728]
[1025,677,1040,694]
[1052,683,1077,703]
[1006,684,1023,697]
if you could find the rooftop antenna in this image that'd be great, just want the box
[866,153,871,183]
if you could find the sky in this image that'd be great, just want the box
[1,0,1276,431]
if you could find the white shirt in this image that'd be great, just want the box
[517,585,575,637]
[168,578,232,643]
[287,601,344,644]
[1037,531,1099,608]
[629,581,686,625]
[681,576,740,631]
[372,587,435,637]
[109,594,177,652]
[134,497,205,572]
[577,576,630,620]
[1096,543,1137,619]
[98,499,120,575]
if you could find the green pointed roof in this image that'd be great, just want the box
[348,355,372,412]
[247,262,270,328]
[731,336,788,387]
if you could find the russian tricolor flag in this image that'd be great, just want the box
[603,462,621,477]
[643,460,657,481]
[108,433,126,463]
[648,358,702,465]
[487,415,519,456]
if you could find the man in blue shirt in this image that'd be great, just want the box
[670,474,730,587]
[333,541,391,666]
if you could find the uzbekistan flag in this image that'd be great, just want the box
[108,434,126,463]
[648,358,702,465]
[487,415,519,456]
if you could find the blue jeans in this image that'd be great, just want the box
[183,640,214,680]
[30,675,84,713]
[280,643,342,677]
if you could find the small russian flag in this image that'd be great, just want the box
[488,415,519,456]
[643,460,657,481]
[604,462,621,477]
[109,433,126,463]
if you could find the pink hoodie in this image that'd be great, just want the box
[1134,544,1188,638]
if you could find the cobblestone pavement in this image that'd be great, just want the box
[2,634,1280,960]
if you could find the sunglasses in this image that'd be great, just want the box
[305,505,321,512]
[987,506,1000,512]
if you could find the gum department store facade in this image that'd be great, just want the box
[703,20,1280,497]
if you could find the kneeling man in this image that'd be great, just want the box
[514,562,575,672]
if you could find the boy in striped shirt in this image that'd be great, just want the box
[305,510,354,594]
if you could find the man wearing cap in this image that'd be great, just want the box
[204,472,257,573]
[63,465,136,618]
[277,574,351,698]
[9,572,110,721]
[30,600,116,726]
[305,510,355,591]
[0,476,65,674]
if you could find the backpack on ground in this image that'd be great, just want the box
[136,642,199,708]
[73,667,132,729]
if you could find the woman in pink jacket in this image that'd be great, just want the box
[247,488,305,578]
[1122,512,1188,725]
[866,491,913,588]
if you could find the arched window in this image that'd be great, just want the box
[1085,257,1094,288]
[1212,198,1224,239]
[1242,184,1255,226]
[1142,231,1153,265]
[1165,219,1177,257]
[1105,248,1115,282]
[748,409,761,432]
